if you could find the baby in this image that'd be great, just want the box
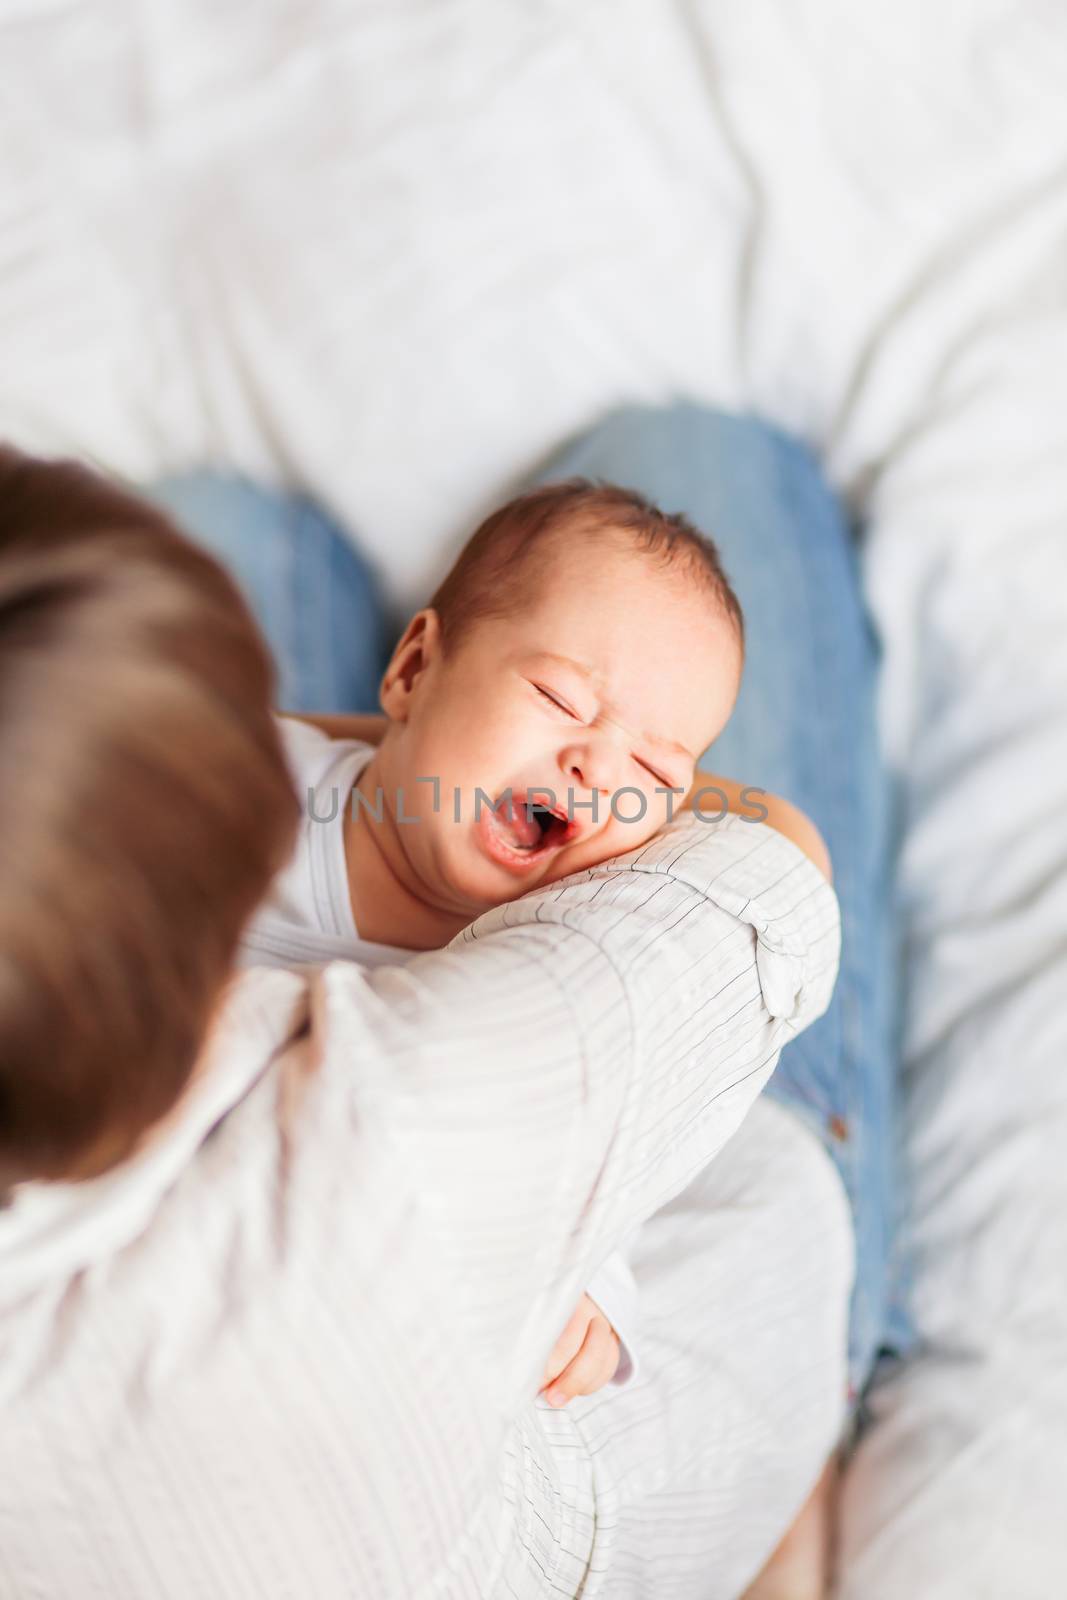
[239,478,747,1405]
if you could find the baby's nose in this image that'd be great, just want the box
[558,741,617,798]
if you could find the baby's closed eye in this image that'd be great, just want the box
[531,678,681,790]
[633,755,674,787]
[533,682,579,717]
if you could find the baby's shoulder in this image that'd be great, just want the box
[274,713,335,785]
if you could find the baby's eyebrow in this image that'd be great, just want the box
[649,731,694,758]
[532,652,693,761]
[536,650,602,686]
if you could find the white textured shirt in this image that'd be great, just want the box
[0,810,841,1597]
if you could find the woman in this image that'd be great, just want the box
[0,407,892,1598]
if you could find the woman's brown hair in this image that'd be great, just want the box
[0,446,298,1188]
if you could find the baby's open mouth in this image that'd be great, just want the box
[479,791,574,870]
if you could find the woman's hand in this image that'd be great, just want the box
[539,1293,621,1408]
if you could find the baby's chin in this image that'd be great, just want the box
[412,830,528,920]
[431,862,538,924]
[431,826,569,913]
[428,810,668,915]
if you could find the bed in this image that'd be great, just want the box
[2,2,1065,1591]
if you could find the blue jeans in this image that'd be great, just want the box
[149,404,908,1400]
[148,474,393,712]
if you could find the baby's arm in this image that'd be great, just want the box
[539,1292,620,1407]
[539,1249,641,1407]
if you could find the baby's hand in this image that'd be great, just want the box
[539,1293,620,1408]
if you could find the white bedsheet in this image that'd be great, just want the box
[2,2,1066,1593]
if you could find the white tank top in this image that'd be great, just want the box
[238,715,409,972]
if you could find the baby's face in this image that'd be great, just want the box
[376,537,742,923]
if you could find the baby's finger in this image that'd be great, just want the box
[543,1317,620,1407]
[540,1299,591,1389]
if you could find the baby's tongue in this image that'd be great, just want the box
[494,797,542,850]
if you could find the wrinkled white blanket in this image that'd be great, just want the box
[2,2,1065,1592]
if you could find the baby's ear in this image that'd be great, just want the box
[379,608,442,721]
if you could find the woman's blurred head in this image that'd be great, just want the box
[0,446,298,1189]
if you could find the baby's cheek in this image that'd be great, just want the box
[546,796,672,884]
[612,788,674,843]
[591,805,664,862]
[618,813,665,854]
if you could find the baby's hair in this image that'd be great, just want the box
[0,446,299,1188]
[428,479,745,654]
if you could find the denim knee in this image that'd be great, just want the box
[538,402,863,606]
[147,472,391,713]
